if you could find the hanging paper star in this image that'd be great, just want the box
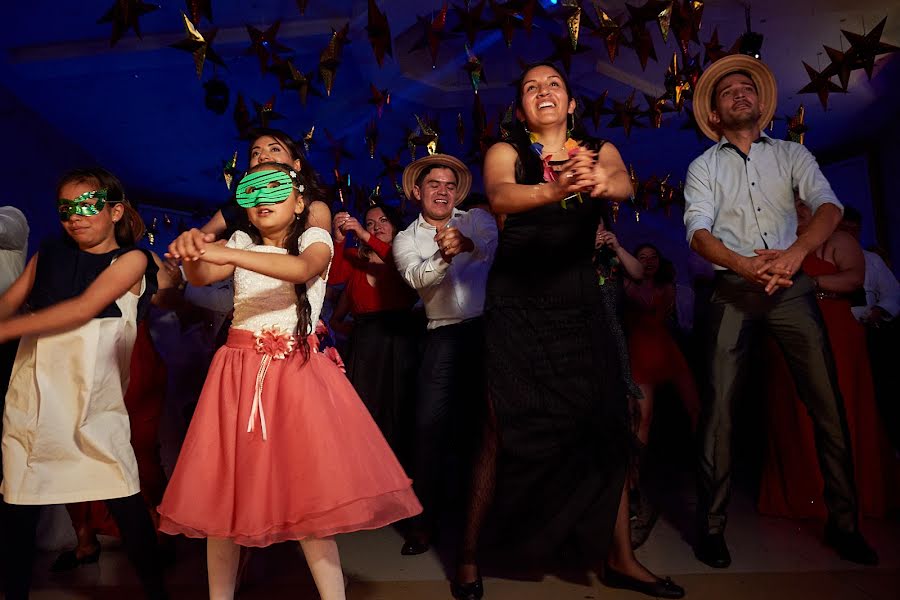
[546,31,592,74]
[498,102,516,140]
[319,23,350,96]
[463,44,487,93]
[368,84,391,118]
[365,120,379,159]
[296,0,309,15]
[670,0,704,57]
[703,26,727,65]
[170,12,225,79]
[625,0,672,42]
[233,93,252,138]
[457,112,466,146]
[380,154,404,185]
[785,105,808,145]
[410,4,452,68]
[453,0,489,47]
[252,95,285,129]
[642,93,675,128]
[581,91,610,130]
[607,91,644,137]
[185,0,212,24]
[324,129,356,170]
[798,62,845,110]
[567,6,582,51]
[625,19,657,71]
[301,125,316,155]
[270,57,321,106]
[821,46,854,91]
[590,7,625,63]
[245,21,292,73]
[98,0,159,47]
[473,93,488,137]
[840,17,899,81]
[222,151,238,190]
[366,0,393,67]
[409,114,440,156]
[488,0,540,47]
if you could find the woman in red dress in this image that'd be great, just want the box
[329,204,420,454]
[759,199,899,519]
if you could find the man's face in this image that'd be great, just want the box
[414,167,458,222]
[710,73,763,131]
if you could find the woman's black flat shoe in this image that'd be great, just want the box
[50,546,101,572]
[450,575,484,600]
[602,565,684,599]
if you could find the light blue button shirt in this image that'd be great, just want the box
[683,133,842,268]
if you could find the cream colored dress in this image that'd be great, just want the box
[0,278,145,505]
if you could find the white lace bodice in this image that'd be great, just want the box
[227,228,333,335]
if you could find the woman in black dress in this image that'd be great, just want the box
[453,62,683,600]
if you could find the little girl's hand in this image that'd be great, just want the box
[196,240,232,266]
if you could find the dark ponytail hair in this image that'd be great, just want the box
[242,162,314,361]
[56,167,145,247]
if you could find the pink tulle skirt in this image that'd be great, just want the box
[158,328,421,547]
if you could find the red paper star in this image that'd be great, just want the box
[625,20,657,71]
[703,27,727,65]
[252,96,285,129]
[366,0,393,67]
[488,0,541,48]
[590,7,625,63]
[840,17,899,80]
[97,0,159,47]
[581,91,610,130]
[233,93,252,138]
[324,129,356,170]
[380,154,403,184]
[319,23,351,96]
[452,0,490,48]
[410,4,452,68]
[607,91,644,137]
[246,21,292,73]
[821,46,854,91]
[368,84,391,118]
[670,0,704,57]
[798,62,845,110]
[785,105,808,145]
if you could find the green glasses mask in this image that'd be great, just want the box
[58,189,109,221]
[235,170,304,208]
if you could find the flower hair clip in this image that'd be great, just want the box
[288,170,305,193]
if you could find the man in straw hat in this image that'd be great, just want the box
[683,54,877,568]
[392,153,498,556]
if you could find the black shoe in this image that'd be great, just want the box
[602,565,685,599]
[824,524,879,566]
[400,539,430,556]
[694,532,731,568]
[50,546,101,572]
[450,575,484,600]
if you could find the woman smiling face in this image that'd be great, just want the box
[517,64,576,131]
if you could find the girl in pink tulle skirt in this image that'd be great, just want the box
[159,163,421,600]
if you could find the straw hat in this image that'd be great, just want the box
[401,154,472,206]
[693,54,778,142]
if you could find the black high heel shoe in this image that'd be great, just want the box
[601,565,684,599]
[450,574,484,600]
[50,546,101,572]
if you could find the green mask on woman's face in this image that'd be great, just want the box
[57,189,108,221]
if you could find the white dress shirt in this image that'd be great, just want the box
[0,206,28,295]
[393,207,498,329]
[851,250,900,322]
[684,133,842,268]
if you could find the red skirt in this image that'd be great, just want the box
[158,329,421,547]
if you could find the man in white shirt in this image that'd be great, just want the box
[393,154,498,556]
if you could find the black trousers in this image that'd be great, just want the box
[408,318,485,535]
[1,493,167,600]
[698,272,858,534]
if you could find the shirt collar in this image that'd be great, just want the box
[416,208,462,230]
[716,131,772,151]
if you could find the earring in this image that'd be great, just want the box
[567,113,574,138]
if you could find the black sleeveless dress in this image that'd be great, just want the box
[483,147,631,565]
